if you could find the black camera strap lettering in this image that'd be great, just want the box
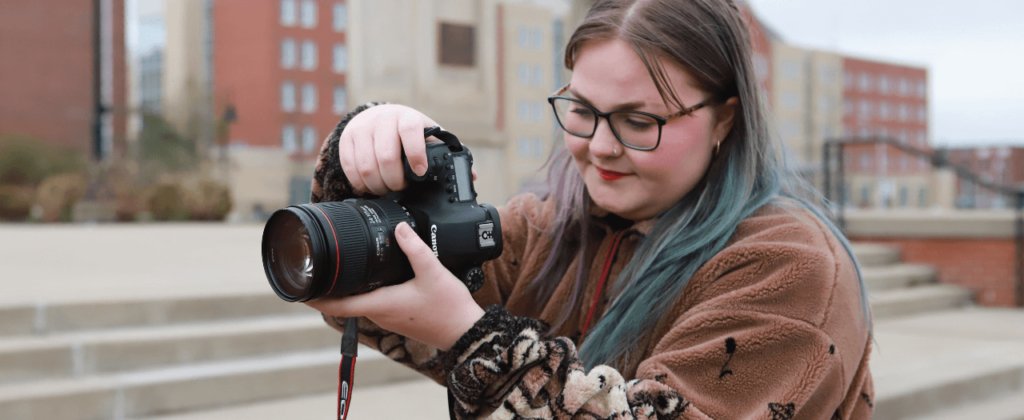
[338,317,359,420]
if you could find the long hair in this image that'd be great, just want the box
[527,0,871,370]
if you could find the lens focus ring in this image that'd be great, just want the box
[315,202,368,295]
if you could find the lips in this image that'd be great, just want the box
[596,166,630,181]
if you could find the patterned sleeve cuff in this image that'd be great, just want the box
[442,305,553,409]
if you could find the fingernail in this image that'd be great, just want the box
[414,164,426,175]
[397,222,411,237]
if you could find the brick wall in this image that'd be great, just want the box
[0,0,125,154]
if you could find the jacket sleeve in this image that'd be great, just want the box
[438,213,873,420]
[309,102,545,385]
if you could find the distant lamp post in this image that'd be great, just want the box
[216,104,237,161]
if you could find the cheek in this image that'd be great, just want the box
[565,134,590,161]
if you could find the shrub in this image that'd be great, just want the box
[0,185,35,221]
[186,180,233,221]
[0,134,85,186]
[34,173,88,222]
[146,182,190,221]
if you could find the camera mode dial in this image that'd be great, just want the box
[463,267,485,293]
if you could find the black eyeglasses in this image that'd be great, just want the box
[547,83,711,151]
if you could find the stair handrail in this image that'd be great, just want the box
[822,136,1024,308]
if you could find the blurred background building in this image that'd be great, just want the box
[0,0,127,160]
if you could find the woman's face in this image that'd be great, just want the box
[565,39,736,221]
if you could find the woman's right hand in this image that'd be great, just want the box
[338,104,441,196]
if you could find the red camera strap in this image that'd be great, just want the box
[337,317,359,420]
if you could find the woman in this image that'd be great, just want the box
[308,0,873,418]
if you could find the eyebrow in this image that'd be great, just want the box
[568,88,648,112]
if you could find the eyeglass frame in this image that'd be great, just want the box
[546,83,713,151]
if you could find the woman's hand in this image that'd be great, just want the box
[339,104,443,196]
[305,222,485,351]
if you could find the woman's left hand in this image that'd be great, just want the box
[305,222,485,351]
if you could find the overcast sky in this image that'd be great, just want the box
[746,0,1024,147]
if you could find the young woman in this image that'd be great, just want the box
[307,0,873,418]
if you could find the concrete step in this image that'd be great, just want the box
[870,284,974,318]
[0,347,423,420]
[138,382,451,420]
[0,314,337,385]
[851,243,901,267]
[907,387,1024,420]
[862,264,937,291]
[0,293,312,337]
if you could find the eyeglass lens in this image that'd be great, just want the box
[551,98,660,149]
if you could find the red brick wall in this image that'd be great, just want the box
[0,0,125,154]
[853,237,1020,307]
[214,0,347,158]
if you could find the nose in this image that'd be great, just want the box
[589,117,620,159]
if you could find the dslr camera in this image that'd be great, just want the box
[261,127,503,302]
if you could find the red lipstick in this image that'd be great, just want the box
[596,167,629,181]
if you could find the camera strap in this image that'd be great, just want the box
[337,317,359,420]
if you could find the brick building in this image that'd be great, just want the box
[0,0,127,158]
[842,56,930,208]
[947,146,1024,209]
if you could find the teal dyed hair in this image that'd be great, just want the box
[527,0,871,370]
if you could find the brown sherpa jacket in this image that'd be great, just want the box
[311,102,874,420]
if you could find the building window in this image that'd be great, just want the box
[533,65,544,86]
[859,100,871,118]
[281,38,297,69]
[281,81,296,112]
[919,187,928,207]
[858,73,872,92]
[518,137,530,157]
[300,0,317,28]
[301,83,317,113]
[533,138,544,157]
[860,153,870,170]
[518,100,529,122]
[861,185,870,205]
[280,0,297,26]
[301,40,317,70]
[843,70,853,89]
[782,59,800,81]
[879,102,891,120]
[859,127,870,139]
[333,44,347,73]
[878,75,890,94]
[439,23,475,67]
[302,126,318,152]
[333,86,347,115]
[332,2,347,32]
[781,91,799,110]
[532,28,543,50]
[879,127,889,139]
[533,102,544,123]
[899,129,907,143]
[282,124,297,152]
[844,99,853,116]
[899,78,910,96]
[517,64,529,86]
[918,130,926,145]
[898,103,909,121]
[917,80,927,98]
[518,27,530,49]
[918,106,927,123]
[899,186,908,207]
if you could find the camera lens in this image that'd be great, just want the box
[261,200,416,302]
[263,211,315,298]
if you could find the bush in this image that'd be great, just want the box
[186,180,233,221]
[0,134,85,186]
[34,173,88,223]
[146,182,190,221]
[140,114,197,171]
[0,185,35,221]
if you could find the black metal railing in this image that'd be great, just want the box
[822,137,1024,308]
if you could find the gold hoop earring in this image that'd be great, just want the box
[715,141,721,156]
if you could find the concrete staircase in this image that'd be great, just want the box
[856,243,1024,420]
[0,295,422,420]
[2,244,1022,420]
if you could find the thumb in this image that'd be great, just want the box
[395,222,443,276]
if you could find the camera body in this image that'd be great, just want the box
[261,127,503,302]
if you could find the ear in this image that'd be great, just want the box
[711,97,740,147]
